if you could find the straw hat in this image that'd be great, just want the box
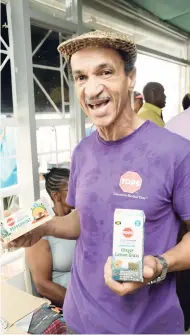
[58,30,137,67]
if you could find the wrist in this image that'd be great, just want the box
[155,256,163,276]
[148,256,168,285]
[160,253,174,273]
[43,218,54,237]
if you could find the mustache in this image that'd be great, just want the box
[85,96,111,105]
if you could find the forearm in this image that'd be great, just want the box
[161,232,190,273]
[36,280,67,307]
[45,209,80,240]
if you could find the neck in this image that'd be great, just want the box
[53,204,66,217]
[97,106,145,141]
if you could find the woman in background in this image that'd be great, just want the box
[26,168,76,307]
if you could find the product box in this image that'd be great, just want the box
[112,208,145,282]
[1,198,55,243]
[0,276,50,334]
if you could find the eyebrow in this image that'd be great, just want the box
[72,63,114,76]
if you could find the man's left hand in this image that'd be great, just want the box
[104,255,162,296]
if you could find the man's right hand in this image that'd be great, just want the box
[2,210,80,249]
[2,223,46,249]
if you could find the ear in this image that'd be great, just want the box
[51,191,61,203]
[128,67,136,91]
[151,88,156,101]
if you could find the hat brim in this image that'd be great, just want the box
[58,35,137,66]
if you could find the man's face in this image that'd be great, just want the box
[70,47,134,128]
[154,86,166,109]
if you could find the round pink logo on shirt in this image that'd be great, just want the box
[119,171,142,193]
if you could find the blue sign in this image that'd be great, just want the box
[0,127,18,188]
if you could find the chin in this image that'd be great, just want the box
[90,116,115,128]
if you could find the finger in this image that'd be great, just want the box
[144,255,157,267]
[104,256,112,276]
[9,233,30,248]
[104,257,136,295]
[143,265,155,279]
[1,241,10,249]
[104,257,125,295]
[105,274,144,295]
[104,273,126,295]
[120,281,144,294]
[4,210,12,217]
[143,256,158,280]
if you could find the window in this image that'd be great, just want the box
[31,25,71,117]
[30,25,73,174]
[37,125,71,173]
[1,3,13,115]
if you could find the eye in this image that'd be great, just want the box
[100,70,112,77]
[75,75,86,83]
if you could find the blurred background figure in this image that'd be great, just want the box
[165,93,190,140]
[182,93,190,111]
[26,168,76,307]
[166,93,190,331]
[138,82,166,126]
[133,91,143,114]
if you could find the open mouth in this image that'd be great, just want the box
[88,98,110,110]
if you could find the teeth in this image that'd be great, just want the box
[89,100,109,110]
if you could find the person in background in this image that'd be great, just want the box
[133,91,143,113]
[165,93,190,140]
[138,82,166,126]
[26,168,76,307]
[165,93,190,331]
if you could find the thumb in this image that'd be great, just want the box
[143,265,155,279]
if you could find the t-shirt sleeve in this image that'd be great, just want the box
[66,148,78,207]
[173,151,190,221]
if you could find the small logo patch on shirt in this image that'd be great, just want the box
[119,171,142,193]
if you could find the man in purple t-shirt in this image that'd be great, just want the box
[5,31,190,334]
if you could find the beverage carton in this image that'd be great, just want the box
[1,198,54,243]
[112,208,145,282]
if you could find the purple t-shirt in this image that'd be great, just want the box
[64,121,190,334]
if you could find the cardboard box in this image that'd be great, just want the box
[1,198,55,243]
[0,277,50,334]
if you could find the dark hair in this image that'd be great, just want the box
[43,168,70,199]
[117,49,135,75]
[143,82,163,103]
[68,48,135,79]
[182,94,190,110]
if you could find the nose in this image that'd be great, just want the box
[84,75,104,100]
